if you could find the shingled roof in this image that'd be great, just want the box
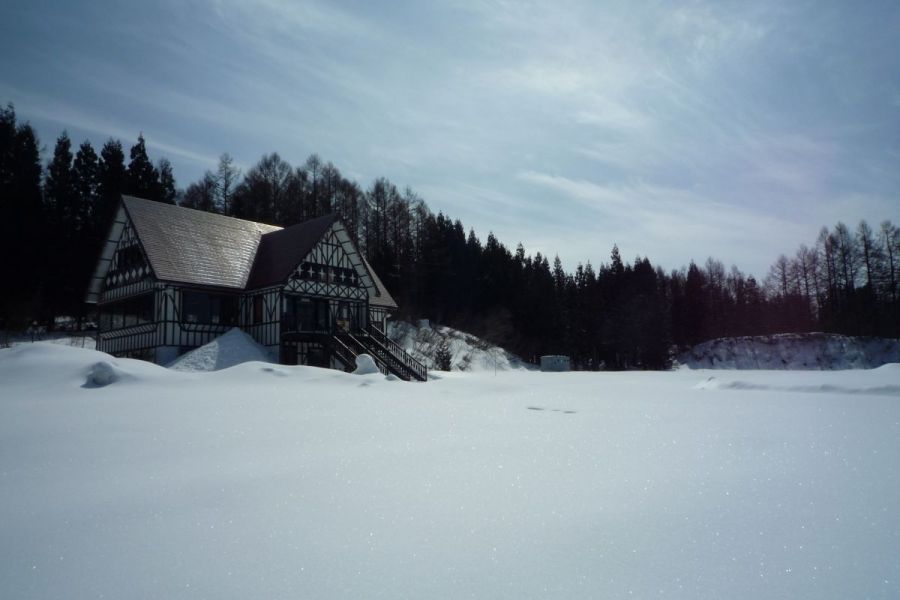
[124,196,280,289]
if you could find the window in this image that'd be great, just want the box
[99,294,153,331]
[182,292,239,325]
[112,245,144,275]
[298,299,314,330]
[336,301,350,332]
[253,296,264,324]
[315,299,330,331]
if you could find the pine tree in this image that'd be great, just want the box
[98,139,126,226]
[0,105,44,327]
[71,140,101,321]
[434,340,453,371]
[125,134,160,200]
[610,244,624,278]
[44,132,84,318]
[73,141,99,229]
[44,132,76,229]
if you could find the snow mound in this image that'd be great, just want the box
[679,333,900,370]
[388,321,532,372]
[167,328,271,372]
[84,361,130,387]
[352,353,380,375]
[1,343,171,390]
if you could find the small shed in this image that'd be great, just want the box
[540,355,571,372]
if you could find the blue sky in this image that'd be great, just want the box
[2,0,899,278]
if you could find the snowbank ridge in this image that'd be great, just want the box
[680,332,900,370]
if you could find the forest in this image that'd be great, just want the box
[2,103,898,368]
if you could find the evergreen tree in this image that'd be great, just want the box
[125,134,160,200]
[44,131,77,230]
[71,140,101,321]
[683,262,707,346]
[0,104,44,327]
[43,132,80,318]
[72,141,100,228]
[98,138,126,229]
[434,341,453,371]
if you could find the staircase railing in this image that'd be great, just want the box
[335,332,390,377]
[352,332,408,380]
[331,336,359,373]
[367,326,428,382]
[330,328,427,382]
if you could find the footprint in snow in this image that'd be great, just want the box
[527,406,576,414]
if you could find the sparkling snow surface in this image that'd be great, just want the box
[2,344,899,599]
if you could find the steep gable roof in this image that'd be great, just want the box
[245,213,339,289]
[245,215,398,309]
[123,196,280,289]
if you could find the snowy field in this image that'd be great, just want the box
[2,344,900,599]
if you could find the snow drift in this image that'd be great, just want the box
[388,320,531,371]
[352,353,380,375]
[167,327,271,371]
[680,332,900,370]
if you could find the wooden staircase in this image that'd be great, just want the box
[333,326,428,382]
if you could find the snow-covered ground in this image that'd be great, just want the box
[680,333,900,370]
[388,320,531,371]
[2,343,899,599]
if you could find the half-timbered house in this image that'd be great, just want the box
[85,196,426,381]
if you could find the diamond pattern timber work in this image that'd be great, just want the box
[105,221,151,288]
[284,229,367,301]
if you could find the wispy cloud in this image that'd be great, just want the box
[516,169,812,273]
[1,84,219,168]
[1,0,897,279]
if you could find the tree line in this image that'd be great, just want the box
[1,105,177,329]
[2,102,898,366]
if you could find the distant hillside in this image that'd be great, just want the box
[679,333,900,370]
[388,321,532,372]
